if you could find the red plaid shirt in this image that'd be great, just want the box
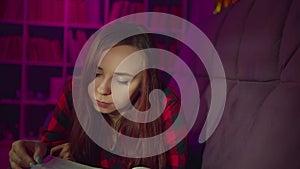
[41,80,187,169]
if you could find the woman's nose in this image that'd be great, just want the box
[96,79,111,95]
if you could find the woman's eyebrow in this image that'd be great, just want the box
[98,66,133,77]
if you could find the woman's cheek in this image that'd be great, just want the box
[88,80,100,111]
[112,85,131,109]
[112,82,139,110]
[88,80,96,100]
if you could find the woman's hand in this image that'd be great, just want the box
[9,140,47,169]
[50,142,73,160]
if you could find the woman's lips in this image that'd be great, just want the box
[96,100,111,108]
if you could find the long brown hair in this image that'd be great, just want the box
[69,22,167,168]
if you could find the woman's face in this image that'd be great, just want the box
[88,45,145,114]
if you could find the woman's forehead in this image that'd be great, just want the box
[98,45,147,74]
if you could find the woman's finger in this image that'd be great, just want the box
[9,148,22,165]
[50,143,73,160]
[9,160,23,169]
[59,148,71,159]
[60,143,71,159]
[50,144,64,156]
[11,141,35,167]
[9,149,23,169]
[33,142,47,164]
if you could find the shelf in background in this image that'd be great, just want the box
[0,20,23,25]
[27,21,65,28]
[0,99,57,106]
[0,60,22,65]
[1,0,189,140]
[68,23,103,30]
[0,99,21,105]
[24,99,57,106]
[26,61,64,67]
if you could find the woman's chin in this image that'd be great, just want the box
[99,109,115,114]
[93,105,115,114]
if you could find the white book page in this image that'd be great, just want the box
[32,156,150,169]
[32,156,102,169]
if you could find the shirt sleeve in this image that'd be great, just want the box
[163,87,188,169]
[40,80,74,148]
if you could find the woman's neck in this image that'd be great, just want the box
[108,111,122,126]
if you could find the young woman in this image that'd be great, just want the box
[9,22,187,169]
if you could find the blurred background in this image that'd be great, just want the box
[0,0,215,167]
[3,1,299,169]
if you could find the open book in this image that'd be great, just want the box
[32,156,150,169]
[32,156,102,169]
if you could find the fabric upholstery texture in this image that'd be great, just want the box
[187,0,300,168]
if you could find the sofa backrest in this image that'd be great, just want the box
[187,0,300,168]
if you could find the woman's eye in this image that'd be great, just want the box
[118,80,129,85]
[114,77,130,85]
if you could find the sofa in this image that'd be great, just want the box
[186,0,300,168]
